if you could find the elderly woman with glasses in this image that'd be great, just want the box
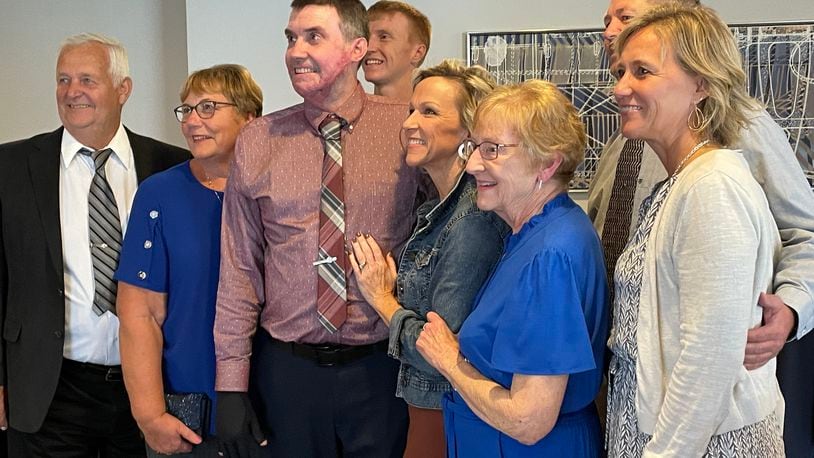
[416,80,609,457]
[115,64,263,456]
[347,59,508,457]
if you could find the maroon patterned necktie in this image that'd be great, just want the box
[316,115,348,332]
[601,139,644,292]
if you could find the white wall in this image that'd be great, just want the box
[0,0,188,146]
[3,1,812,147]
[185,0,814,114]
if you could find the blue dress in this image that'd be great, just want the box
[115,161,222,435]
[444,193,609,457]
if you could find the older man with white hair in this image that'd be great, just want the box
[0,33,188,456]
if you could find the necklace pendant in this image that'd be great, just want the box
[201,165,224,203]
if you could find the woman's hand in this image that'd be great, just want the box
[349,233,398,314]
[140,411,201,454]
[417,311,461,376]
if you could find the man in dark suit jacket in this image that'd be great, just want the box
[0,33,188,457]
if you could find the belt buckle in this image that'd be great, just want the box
[314,345,341,367]
[105,367,123,382]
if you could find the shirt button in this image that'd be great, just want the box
[138,271,147,280]
[149,210,159,219]
[144,240,153,249]
[57,288,64,296]
[54,330,63,339]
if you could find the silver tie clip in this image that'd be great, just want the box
[313,256,337,266]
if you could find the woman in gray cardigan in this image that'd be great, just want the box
[605,4,785,457]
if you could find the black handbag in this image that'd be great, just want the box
[165,392,211,438]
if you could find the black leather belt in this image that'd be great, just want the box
[62,358,123,382]
[270,337,388,367]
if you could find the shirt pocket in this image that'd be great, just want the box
[398,246,436,311]
[414,246,438,269]
[3,318,21,343]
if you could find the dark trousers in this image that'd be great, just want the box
[7,359,144,458]
[145,434,269,458]
[145,438,221,458]
[778,331,814,458]
[250,330,408,458]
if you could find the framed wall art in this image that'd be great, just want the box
[467,23,814,191]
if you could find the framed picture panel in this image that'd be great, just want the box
[467,23,814,191]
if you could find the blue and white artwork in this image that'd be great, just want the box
[468,23,814,191]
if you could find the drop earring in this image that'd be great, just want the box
[688,99,707,132]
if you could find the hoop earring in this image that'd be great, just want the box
[535,178,543,191]
[688,103,706,132]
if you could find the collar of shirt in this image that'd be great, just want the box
[60,123,134,170]
[420,170,468,224]
[303,81,367,135]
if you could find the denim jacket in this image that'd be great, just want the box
[389,173,509,408]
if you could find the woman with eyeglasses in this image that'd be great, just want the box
[115,64,263,457]
[416,80,609,457]
[347,59,508,458]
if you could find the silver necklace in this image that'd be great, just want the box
[670,139,710,179]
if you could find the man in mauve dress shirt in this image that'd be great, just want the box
[213,1,418,456]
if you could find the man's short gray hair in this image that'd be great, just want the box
[60,33,130,86]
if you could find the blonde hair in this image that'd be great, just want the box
[413,59,495,132]
[616,3,761,146]
[60,33,130,86]
[368,1,431,66]
[474,80,586,185]
[180,64,263,118]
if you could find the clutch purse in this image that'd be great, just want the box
[165,392,211,438]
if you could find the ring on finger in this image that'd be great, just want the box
[358,261,367,271]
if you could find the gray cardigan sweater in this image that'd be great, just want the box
[635,149,784,457]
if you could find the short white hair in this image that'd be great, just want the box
[60,33,130,86]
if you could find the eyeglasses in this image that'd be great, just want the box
[174,100,237,122]
[457,138,521,161]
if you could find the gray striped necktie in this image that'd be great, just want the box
[80,147,122,316]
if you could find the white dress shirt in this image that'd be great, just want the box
[60,124,137,365]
